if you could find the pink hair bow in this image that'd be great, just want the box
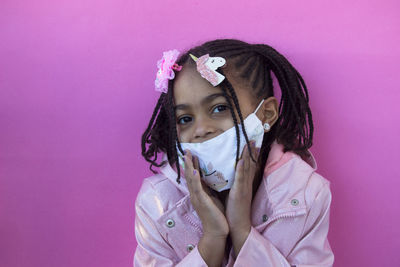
[155,49,183,93]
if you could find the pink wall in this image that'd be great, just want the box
[1,0,399,266]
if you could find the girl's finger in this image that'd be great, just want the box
[250,141,258,164]
[193,155,200,175]
[244,142,251,174]
[256,145,260,158]
[192,155,207,187]
[183,150,203,195]
[251,141,258,162]
[255,142,259,158]
[249,142,258,183]
[233,158,244,188]
[183,151,195,186]
[183,150,193,172]
[193,155,215,196]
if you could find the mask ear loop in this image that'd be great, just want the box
[254,98,265,114]
[255,98,272,132]
[235,95,267,168]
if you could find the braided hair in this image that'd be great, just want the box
[141,39,314,184]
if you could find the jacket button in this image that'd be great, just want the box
[291,199,299,206]
[166,219,175,228]
[262,214,268,222]
[187,244,195,252]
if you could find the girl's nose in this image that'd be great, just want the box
[193,117,216,141]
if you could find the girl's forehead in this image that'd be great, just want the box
[173,66,224,103]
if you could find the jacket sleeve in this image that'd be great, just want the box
[133,192,208,267]
[231,182,334,267]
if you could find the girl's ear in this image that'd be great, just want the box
[259,96,279,128]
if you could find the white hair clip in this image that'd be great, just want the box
[190,54,226,86]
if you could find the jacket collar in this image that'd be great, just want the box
[264,139,317,177]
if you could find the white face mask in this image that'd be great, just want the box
[177,99,266,192]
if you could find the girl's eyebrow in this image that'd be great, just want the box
[174,93,232,111]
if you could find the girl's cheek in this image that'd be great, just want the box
[176,125,187,142]
[176,126,182,140]
[219,117,235,131]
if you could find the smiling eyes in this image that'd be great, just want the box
[177,104,229,125]
[213,104,228,113]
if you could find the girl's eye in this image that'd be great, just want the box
[212,104,228,113]
[177,116,192,125]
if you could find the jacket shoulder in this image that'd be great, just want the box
[290,153,332,208]
[135,173,185,220]
[304,170,332,209]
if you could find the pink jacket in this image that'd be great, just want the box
[133,140,334,266]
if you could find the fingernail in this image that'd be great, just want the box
[183,156,186,162]
[193,170,197,175]
[183,150,187,155]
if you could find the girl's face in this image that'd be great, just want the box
[173,65,268,143]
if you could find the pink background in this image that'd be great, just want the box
[1,0,399,266]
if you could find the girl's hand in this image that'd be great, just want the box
[225,140,260,235]
[183,150,229,238]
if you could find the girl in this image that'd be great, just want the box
[134,39,334,266]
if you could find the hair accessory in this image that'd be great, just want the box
[155,49,182,93]
[189,54,226,86]
[263,123,271,131]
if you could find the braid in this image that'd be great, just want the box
[218,81,241,164]
[141,93,167,173]
[219,69,256,163]
[251,44,314,156]
[141,38,314,182]
[165,82,183,184]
